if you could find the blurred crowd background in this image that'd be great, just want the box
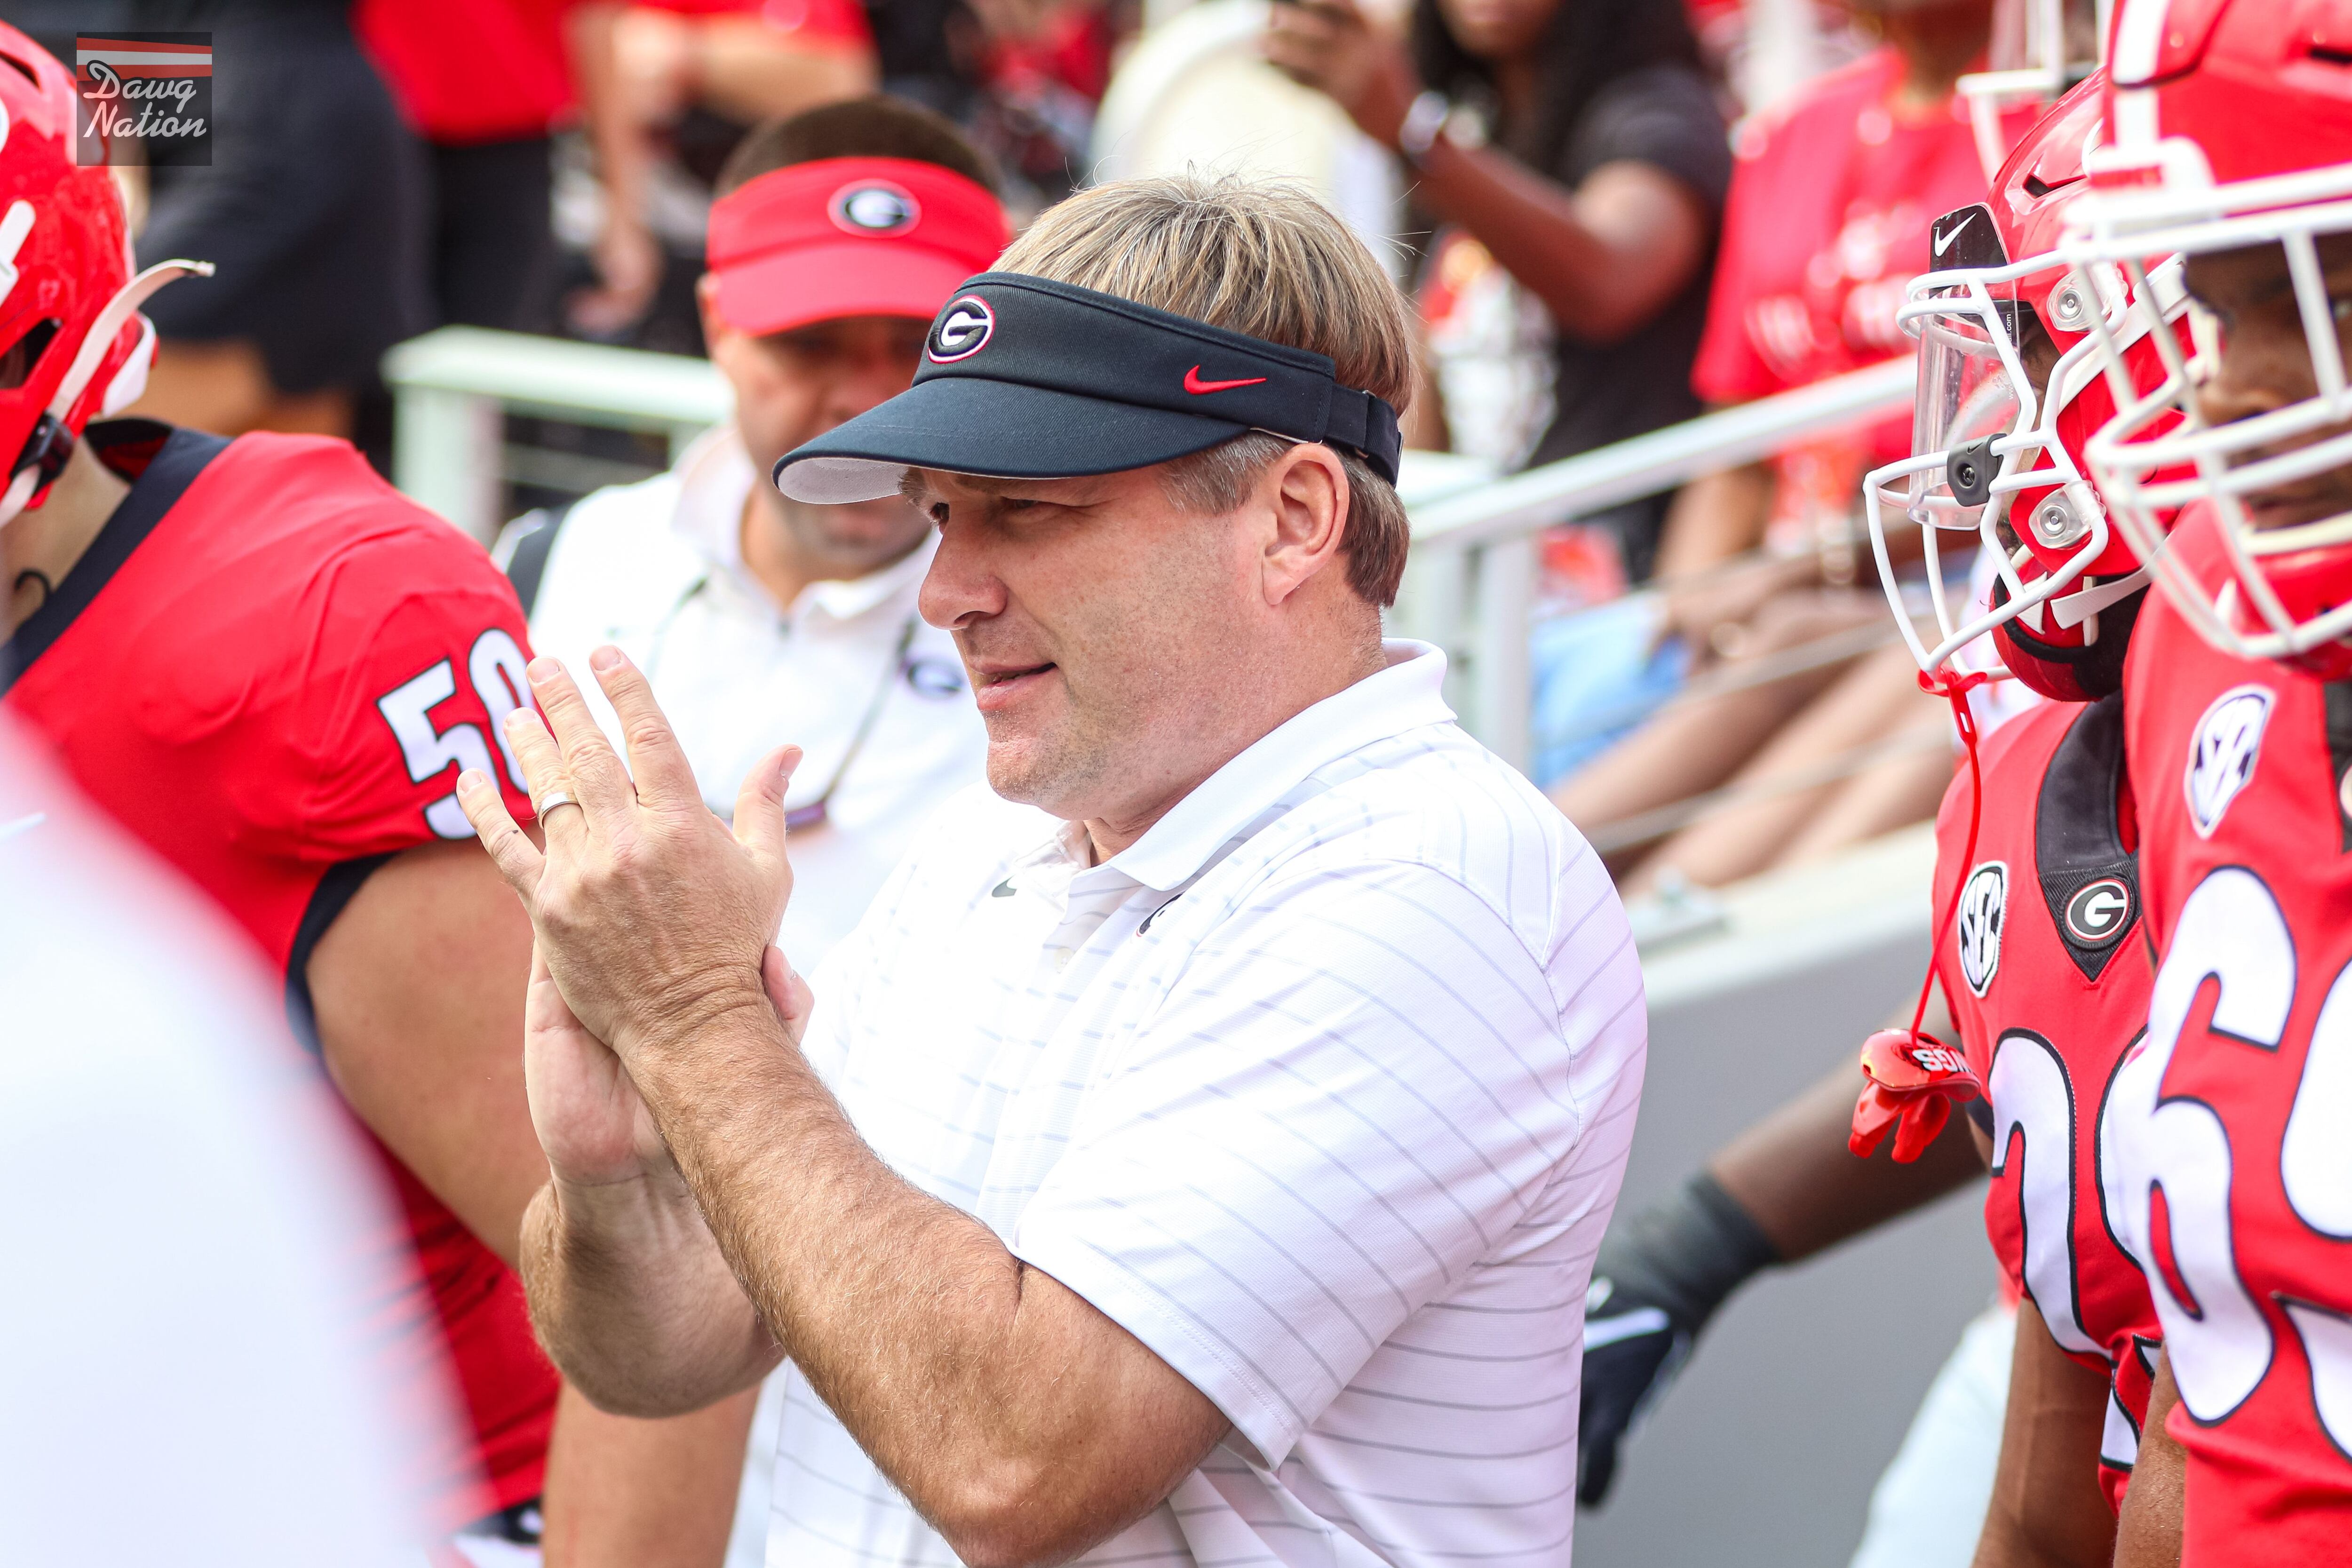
[8,0,2032,902]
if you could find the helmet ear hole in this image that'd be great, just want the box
[0,52,39,90]
[0,319,60,389]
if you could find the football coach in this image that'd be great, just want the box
[456,174,1647,1568]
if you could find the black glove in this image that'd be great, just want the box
[1578,1171,1779,1507]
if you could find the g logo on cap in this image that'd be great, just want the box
[829,181,921,237]
[928,294,995,363]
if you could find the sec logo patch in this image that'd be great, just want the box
[927,295,995,362]
[2063,877,2133,947]
[2185,684,2272,838]
[1958,861,2007,997]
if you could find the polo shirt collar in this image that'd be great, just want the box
[1108,641,1453,893]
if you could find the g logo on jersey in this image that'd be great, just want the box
[927,295,995,363]
[829,181,921,237]
[1958,861,2008,997]
[2063,877,2134,947]
[2185,684,2273,838]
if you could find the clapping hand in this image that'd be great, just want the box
[455,647,802,1186]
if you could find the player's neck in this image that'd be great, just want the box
[3,441,128,636]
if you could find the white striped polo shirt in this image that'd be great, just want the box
[771,640,1648,1568]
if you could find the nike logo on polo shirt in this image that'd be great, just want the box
[991,878,1016,898]
[1184,366,1268,395]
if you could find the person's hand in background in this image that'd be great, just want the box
[1260,0,1421,149]
[567,3,663,337]
[572,210,664,338]
[1651,550,1822,663]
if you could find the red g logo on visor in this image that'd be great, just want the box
[928,295,995,363]
[829,181,921,237]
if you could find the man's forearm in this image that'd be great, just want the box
[1971,1302,2117,1568]
[524,1171,779,1417]
[619,1002,1225,1562]
[2114,1350,2184,1568]
[628,1004,1025,1420]
[542,1385,758,1568]
[1415,146,1706,345]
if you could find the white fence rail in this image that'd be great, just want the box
[384,328,1915,770]
[1392,356,1916,767]
[384,328,731,543]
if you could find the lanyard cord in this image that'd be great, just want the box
[645,573,715,679]
[1847,663,1995,1163]
[644,570,917,825]
[788,614,921,827]
[1908,665,1992,1043]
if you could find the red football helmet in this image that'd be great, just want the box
[0,24,206,526]
[2070,0,2352,672]
[1863,72,2194,696]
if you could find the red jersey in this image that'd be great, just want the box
[0,422,556,1528]
[2116,509,2352,1564]
[356,0,577,146]
[1933,692,2161,1513]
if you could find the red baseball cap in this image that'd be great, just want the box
[705,156,1010,338]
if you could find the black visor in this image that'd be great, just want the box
[771,272,1404,502]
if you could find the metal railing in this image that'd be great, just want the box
[383,326,1915,771]
[384,328,732,543]
[1391,356,1916,768]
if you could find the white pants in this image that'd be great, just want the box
[1848,1302,2015,1568]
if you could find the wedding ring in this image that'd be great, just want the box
[537,788,581,819]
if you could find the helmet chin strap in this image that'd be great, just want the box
[0,257,210,530]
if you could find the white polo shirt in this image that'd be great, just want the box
[519,427,989,964]
[767,641,1648,1568]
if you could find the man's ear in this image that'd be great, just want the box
[695,274,736,360]
[1259,442,1351,609]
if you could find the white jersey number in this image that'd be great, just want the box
[1989,1031,2103,1359]
[375,629,533,840]
[2102,866,2352,1449]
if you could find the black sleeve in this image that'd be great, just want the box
[1560,62,1733,212]
[284,852,396,1053]
[500,501,574,619]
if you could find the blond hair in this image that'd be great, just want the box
[997,174,1415,606]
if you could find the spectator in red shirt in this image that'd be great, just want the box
[356,0,585,335]
[1553,0,2020,893]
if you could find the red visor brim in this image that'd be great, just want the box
[711,242,982,338]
